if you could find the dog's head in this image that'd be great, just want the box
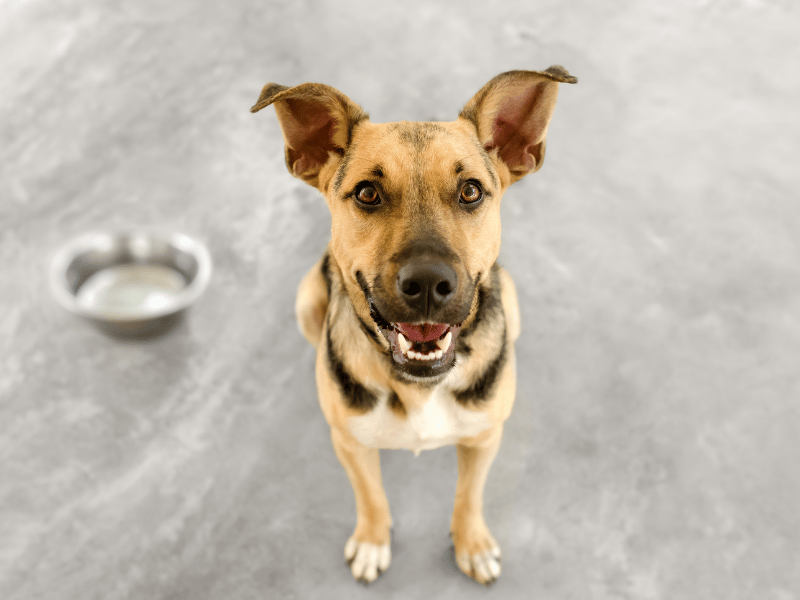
[252,68,576,381]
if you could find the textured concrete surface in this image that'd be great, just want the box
[1,0,799,598]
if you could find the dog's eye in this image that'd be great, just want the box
[459,181,483,204]
[355,184,380,206]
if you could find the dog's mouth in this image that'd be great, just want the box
[385,322,461,363]
[368,301,462,378]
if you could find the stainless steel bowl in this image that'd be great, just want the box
[50,231,212,337]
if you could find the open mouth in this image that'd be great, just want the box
[361,285,468,378]
[385,322,460,363]
[369,303,462,377]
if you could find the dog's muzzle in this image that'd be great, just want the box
[361,271,472,380]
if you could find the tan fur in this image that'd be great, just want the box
[253,66,576,585]
[295,254,328,346]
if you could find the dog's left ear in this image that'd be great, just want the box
[460,66,577,184]
[251,82,368,189]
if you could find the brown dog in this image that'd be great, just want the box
[251,66,576,585]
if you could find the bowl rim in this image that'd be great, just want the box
[49,230,213,322]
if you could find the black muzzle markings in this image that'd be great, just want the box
[354,269,481,381]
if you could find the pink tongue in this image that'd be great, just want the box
[396,323,449,343]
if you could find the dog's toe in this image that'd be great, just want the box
[452,525,502,586]
[456,547,502,586]
[345,535,391,584]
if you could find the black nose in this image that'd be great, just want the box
[397,260,457,315]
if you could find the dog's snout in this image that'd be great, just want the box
[397,261,457,315]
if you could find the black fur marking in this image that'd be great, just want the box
[320,253,332,295]
[388,391,406,415]
[457,285,486,346]
[458,105,479,130]
[454,113,499,189]
[369,301,392,329]
[389,368,441,388]
[479,146,499,189]
[326,324,378,412]
[454,332,507,406]
[357,314,382,345]
[454,161,464,175]
[389,232,459,266]
[458,268,502,346]
[347,114,368,146]
[354,271,390,347]
[332,143,357,193]
[368,302,393,332]
[397,122,445,151]
[355,270,370,296]
[357,271,394,332]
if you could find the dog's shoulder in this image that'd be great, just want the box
[295,253,332,347]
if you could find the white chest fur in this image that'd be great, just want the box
[348,382,492,455]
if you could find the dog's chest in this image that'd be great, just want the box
[348,384,491,455]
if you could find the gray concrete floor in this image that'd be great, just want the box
[2,1,799,598]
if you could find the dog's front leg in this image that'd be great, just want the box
[451,424,504,585]
[330,427,392,584]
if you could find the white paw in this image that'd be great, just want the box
[455,545,502,586]
[344,536,391,584]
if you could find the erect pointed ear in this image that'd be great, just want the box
[460,66,577,184]
[251,82,368,189]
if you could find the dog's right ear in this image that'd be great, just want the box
[251,82,368,189]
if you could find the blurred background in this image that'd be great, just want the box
[1,0,798,598]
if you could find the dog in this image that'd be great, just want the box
[251,66,576,585]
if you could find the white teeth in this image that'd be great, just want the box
[397,332,412,354]
[397,329,452,361]
[436,331,452,352]
[406,349,437,361]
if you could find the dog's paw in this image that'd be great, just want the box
[455,544,502,585]
[344,535,391,584]
[451,526,502,585]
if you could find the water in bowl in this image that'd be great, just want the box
[75,264,187,319]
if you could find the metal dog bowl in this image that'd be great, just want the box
[50,231,212,337]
